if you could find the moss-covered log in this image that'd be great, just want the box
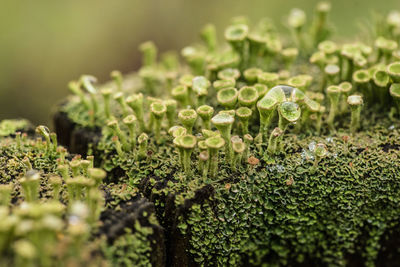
[52,3,400,266]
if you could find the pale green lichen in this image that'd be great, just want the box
[55,2,400,266]
[0,119,30,137]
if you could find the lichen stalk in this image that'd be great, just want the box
[347,95,363,135]
[267,127,283,155]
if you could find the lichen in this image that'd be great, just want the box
[0,125,160,266]
[0,119,30,137]
[103,222,153,267]
[53,2,400,266]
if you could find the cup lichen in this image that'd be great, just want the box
[50,3,400,266]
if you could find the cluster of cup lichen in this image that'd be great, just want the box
[0,124,111,266]
[64,2,400,179]
[54,2,400,266]
[0,121,162,266]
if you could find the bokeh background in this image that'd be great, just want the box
[1,0,400,126]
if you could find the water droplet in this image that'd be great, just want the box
[308,141,316,152]
[276,164,285,173]
[266,164,285,173]
[300,149,314,163]
[68,215,80,225]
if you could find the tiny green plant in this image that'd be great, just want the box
[311,143,328,173]
[347,94,364,134]
[150,101,167,144]
[137,133,149,160]
[217,87,238,109]
[173,134,197,175]
[326,85,341,130]
[178,109,198,134]
[126,93,146,132]
[389,83,400,116]
[205,135,225,177]
[238,86,259,107]
[236,107,252,134]
[197,105,214,130]
[211,112,235,162]
[231,136,245,171]
[387,61,400,82]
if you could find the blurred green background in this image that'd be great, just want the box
[1,0,399,126]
